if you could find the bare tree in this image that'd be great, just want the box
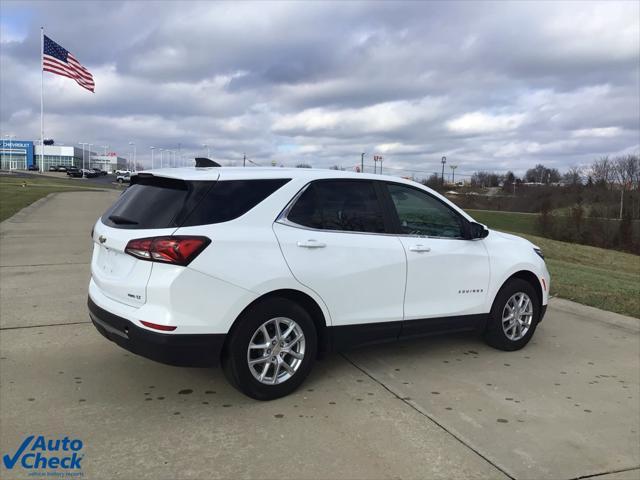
[590,156,614,187]
[525,164,560,184]
[562,166,583,186]
[613,154,639,190]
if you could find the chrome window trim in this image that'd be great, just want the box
[275,179,469,240]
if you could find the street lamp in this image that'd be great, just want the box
[441,156,447,185]
[78,142,88,178]
[360,152,365,173]
[5,135,14,171]
[150,146,155,170]
[128,141,136,172]
[159,148,164,168]
[450,165,457,185]
[87,144,93,176]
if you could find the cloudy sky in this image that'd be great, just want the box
[1,0,638,178]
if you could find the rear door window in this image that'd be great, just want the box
[286,180,386,233]
[181,179,290,226]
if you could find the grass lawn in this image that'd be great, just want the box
[0,175,112,222]
[467,209,539,236]
[468,209,640,318]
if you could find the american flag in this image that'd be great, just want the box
[43,35,95,92]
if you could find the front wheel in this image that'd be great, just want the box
[222,297,317,400]
[484,278,541,351]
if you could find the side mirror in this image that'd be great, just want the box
[469,222,489,239]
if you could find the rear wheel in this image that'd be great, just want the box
[484,278,541,351]
[222,297,317,400]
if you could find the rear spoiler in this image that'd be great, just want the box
[195,157,221,168]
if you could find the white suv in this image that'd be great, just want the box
[89,167,550,399]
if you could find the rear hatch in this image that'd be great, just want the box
[91,173,218,307]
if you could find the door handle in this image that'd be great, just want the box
[297,239,326,249]
[409,244,431,252]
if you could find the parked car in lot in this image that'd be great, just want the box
[116,172,131,183]
[49,165,58,172]
[92,168,108,176]
[56,165,69,172]
[67,167,82,178]
[28,164,39,171]
[89,168,550,400]
[83,168,99,178]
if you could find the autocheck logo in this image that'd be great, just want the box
[3,435,84,474]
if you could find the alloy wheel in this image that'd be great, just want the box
[246,317,306,385]
[501,292,533,341]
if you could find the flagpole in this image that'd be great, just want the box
[40,27,44,173]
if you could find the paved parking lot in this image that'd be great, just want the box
[1,191,639,480]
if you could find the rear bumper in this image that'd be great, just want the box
[88,297,225,367]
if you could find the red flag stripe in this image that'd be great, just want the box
[43,61,94,87]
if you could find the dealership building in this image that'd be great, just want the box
[0,139,128,172]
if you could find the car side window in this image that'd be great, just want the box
[287,180,386,233]
[386,183,465,238]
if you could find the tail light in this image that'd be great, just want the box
[125,236,210,266]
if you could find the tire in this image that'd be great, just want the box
[484,278,541,351]
[222,297,317,400]
[117,178,123,184]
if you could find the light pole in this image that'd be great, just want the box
[128,142,136,172]
[101,145,108,172]
[87,144,93,176]
[5,135,13,171]
[202,144,209,158]
[78,142,88,178]
[159,148,164,168]
[59,143,64,168]
[150,147,155,170]
[360,152,365,173]
[441,156,447,185]
[450,165,457,184]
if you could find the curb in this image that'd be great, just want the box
[549,297,639,333]
[0,192,59,226]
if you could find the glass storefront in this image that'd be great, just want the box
[37,155,78,171]
[0,151,27,170]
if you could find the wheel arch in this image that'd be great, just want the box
[495,270,543,311]
[223,289,329,360]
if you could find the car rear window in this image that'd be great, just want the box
[102,176,290,229]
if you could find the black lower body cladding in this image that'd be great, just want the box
[88,297,225,367]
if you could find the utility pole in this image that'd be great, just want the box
[243,153,246,167]
[150,147,155,170]
[450,165,457,184]
[361,152,365,173]
[441,156,447,185]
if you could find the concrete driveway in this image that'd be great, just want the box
[1,191,638,480]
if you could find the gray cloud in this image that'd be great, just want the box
[0,0,638,177]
